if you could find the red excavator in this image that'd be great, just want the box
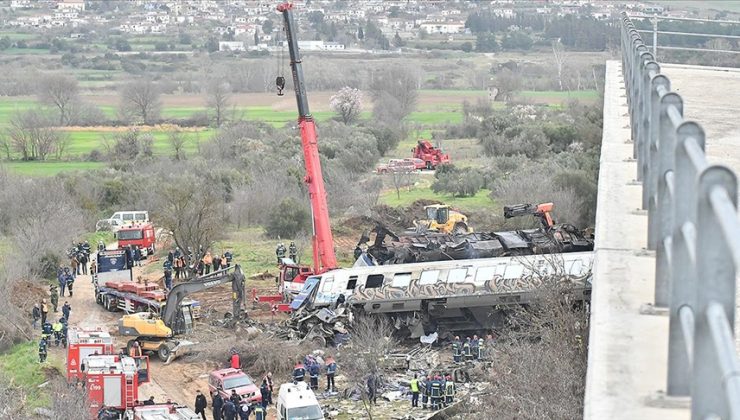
[503,202,556,230]
[253,3,338,310]
[412,139,450,170]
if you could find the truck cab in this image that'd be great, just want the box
[277,381,325,420]
[116,222,156,257]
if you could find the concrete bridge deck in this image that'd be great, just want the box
[584,61,740,419]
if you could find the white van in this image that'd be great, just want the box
[96,211,149,232]
[277,381,325,420]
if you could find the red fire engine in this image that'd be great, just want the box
[116,222,156,257]
[411,139,450,170]
[81,354,150,419]
[67,327,116,382]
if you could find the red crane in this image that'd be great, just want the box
[277,2,337,274]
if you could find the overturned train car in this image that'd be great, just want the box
[290,251,593,338]
[365,224,594,265]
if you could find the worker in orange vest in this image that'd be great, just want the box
[230,349,240,369]
[129,341,142,357]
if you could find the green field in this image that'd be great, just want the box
[0,342,63,409]
[1,161,106,176]
[516,89,599,101]
[61,128,214,156]
[380,183,494,213]
[0,98,37,127]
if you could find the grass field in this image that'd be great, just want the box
[1,161,106,176]
[60,128,215,156]
[0,342,63,409]
[517,90,598,101]
[380,180,494,213]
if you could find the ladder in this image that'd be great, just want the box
[124,376,136,407]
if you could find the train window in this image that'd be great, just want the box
[321,277,334,292]
[447,268,467,283]
[365,274,384,288]
[495,263,507,276]
[347,276,358,290]
[474,267,496,284]
[504,264,524,279]
[419,270,439,285]
[392,273,412,288]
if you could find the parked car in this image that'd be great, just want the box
[403,158,427,170]
[376,159,416,174]
[208,368,262,404]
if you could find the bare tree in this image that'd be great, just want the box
[0,134,11,159]
[168,129,187,161]
[49,377,90,418]
[370,66,418,124]
[340,314,398,420]
[330,87,363,124]
[205,79,232,127]
[119,79,162,124]
[387,169,412,200]
[5,110,64,161]
[37,74,79,126]
[552,40,565,92]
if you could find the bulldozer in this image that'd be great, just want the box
[413,204,472,235]
[118,265,246,363]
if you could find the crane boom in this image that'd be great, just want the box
[278,2,337,273]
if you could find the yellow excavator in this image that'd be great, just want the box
[118,265,246,363]
[413,204,472,235]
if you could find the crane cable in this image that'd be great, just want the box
[276,24,286,96]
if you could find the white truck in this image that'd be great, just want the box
[96,210,149,232]
[276,381,324,420]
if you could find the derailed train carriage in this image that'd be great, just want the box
[288,251,593,340]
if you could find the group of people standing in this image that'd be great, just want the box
[292,354,338,393]
[275,242,298,264]
[451,334,491,363]
[162,247,234,290]
[410,373,456,410]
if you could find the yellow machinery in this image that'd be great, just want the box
[414,204,472,235]
[118,265,245,363]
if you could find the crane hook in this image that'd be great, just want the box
[276,76,286,96]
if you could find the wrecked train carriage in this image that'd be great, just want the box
[366,224,594,265]
[290,251,593,338]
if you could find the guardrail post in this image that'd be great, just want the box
[637,50,654,189]
[692,166,738,419]
[647,69,665,251]
[667,121,700,395]
[652,85,676,308]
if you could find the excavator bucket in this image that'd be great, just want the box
[163,339,195,365]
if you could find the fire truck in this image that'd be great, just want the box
[67,327,116,382]
[132,404,200,420]
[411,139,450,169]
[116,222,156,258]
[81,354,150,419]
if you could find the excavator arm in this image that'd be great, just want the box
[161,265,246,328]
[503,202,556,230]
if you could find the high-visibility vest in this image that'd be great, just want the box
[463,342,471,356]
[254,406,265,420]
[410,378,419,393]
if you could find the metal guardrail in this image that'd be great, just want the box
[630,14,740,58]
[621,12,740,419]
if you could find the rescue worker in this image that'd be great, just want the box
[194,390,208,420]
[62,301,71,322]
[222,398,237,420]
[288,242,297,261]
[133,246,142,267]
[367,373,378,405]
[253,403,266,420]
[471,335,479,360]
[292,360,305,382]
[308,360,320,390]
[52,318,64,347]
[463,337,473,361]
[477,335,485,360]
[174,255,184,280]
[229,389,241,406]
[64,269,75,297]
[430,375,442,410]
[260,379,269,409]
[40,299,49,325]
[60,318,68,348]
[238,401,251,420]
[224,249,233,267]
[32,303,40,329]
[353,245,362,260]
[38,337,48,363]
[129,341,142,357]
[203,251,213,275]
[163,259,173,290]
[275,243,286,264]
[144,396,155,405]
[71,254,79,277]
[421,375,430,409]
[444,374,455,406]
[82,241,91,256]
[79,251,89,275]
[410,373,420,408]
[50,284,59,312]
[212,390,224,420]
[325,357,337,392]
[262,372,273,404]
[58,270,68,298]
[230,349,240,369]
[452,336,461,363]
[98,240,105,252]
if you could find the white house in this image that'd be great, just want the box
[420,21,465,34]
[219,41,245,52]
[57,0,85,11]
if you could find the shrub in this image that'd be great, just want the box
[265,197,310,239]
[431,164,484,197]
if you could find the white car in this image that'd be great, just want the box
[96,210,149,232]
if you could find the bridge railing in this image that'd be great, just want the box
[622,12,740,419]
